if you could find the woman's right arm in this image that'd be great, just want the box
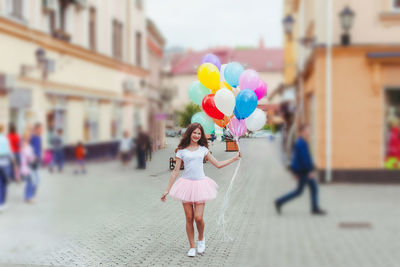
[161,157,182,202]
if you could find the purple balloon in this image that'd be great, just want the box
[239,69,260,91]
[201,53,221,70]
[254,79,267,100]
[228,117,247,138]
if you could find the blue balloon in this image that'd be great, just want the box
[224,62,244,87]
[234,89,258,119]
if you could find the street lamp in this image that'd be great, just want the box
[339,6,355,46]
[283,14,295,36]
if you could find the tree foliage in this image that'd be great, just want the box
[178,103,201,128]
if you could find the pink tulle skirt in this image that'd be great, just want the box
[169,177,218,203]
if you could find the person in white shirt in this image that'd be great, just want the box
[161,123,241,257]
[118,131,133,166]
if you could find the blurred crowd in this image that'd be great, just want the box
[118,126,152,170]
[0,122,152,213]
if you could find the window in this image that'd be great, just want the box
[89,7,96,51]
[111,102,123,139]
[8,0,24,20]
[112,19,123,60]
[136,0,142,10]
[393,0,400,10]
[84,100,99,142]
[384,89,400,170]
[49,10,56,34]
[136,31,142,66]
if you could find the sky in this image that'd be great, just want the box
[146,0,283,51]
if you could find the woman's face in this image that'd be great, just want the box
[191,128,202,143]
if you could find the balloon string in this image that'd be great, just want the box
[217,137,241,241]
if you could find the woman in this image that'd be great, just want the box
[8,123,20,182]
[118,131,133,166]
[20,131,37,203]
[161,123,241,257]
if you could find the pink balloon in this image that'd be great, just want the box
[239,69,259,91]
[254,80,267,100]
[228,117,247,138]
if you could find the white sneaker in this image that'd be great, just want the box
[187,248,196,257]
[197,238,205,254]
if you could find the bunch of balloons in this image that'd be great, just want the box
[190,53,267,138]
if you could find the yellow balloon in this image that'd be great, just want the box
[197,63,220,90]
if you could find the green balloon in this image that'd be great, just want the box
[189,81,211,105]
[191,112,215,134]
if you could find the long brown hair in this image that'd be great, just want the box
[176,123,208,152]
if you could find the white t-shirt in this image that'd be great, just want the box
[176,146,209,180]
[119,137,133,152]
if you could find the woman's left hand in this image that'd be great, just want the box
[234,152,241,161]
[161,191,169,202]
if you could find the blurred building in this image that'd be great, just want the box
[146,18,166,149]
[163,43,284,126]
[283,0,400,182]
[0,0,167,157]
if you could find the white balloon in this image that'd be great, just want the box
[214,88,235,116]
[245,108,267,131]
[220,64,227,82]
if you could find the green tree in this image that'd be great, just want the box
[178,103,201,127]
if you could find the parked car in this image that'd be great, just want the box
[166,129,178,137]
[249,130,272,138]
[179,128,187,136]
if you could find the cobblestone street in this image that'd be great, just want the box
[0,138,399,267]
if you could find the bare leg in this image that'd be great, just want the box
[183,202,195,248]
[194,202,205,241]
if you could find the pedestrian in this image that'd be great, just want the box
[49,129,64,173]
[146,135,152,162]
[20,131,37,203]
[274,124,326,215]
[119,131,133,166]
[74,141,86,174]
[7,123,20,182]
[30,123,42,189]
[135,126,148,169]
[161,123,241,257]
[0,124,16,212]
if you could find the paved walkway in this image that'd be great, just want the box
[0,138,399,267]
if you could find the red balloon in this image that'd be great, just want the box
[202,94,224,120]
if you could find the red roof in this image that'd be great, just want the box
[170,47,283,75]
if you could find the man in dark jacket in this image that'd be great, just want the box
[275,124,326,215]
[135,126,149,169]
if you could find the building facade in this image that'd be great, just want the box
[284,0,400,182]
[0,0,166,157]
[146,18,166,149]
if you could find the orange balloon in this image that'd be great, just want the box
[213,115,231,128]
[222,81,232,91]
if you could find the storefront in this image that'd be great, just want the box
[300,46,400,182]
[384,87,400,169]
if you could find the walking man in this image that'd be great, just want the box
[135,126,148,169]
[0,124,15,211]
[275,124,326,215]
[49,129,64,173]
